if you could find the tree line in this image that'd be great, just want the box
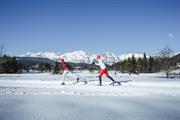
[112,53,162,74]
[0,55,19,73]
[0,55,52,73]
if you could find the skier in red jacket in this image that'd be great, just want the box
[94,55,117,86]
[60,58,71,85]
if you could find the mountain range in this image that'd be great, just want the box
[19,50,145,65]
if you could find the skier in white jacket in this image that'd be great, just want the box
[94,55,117,86]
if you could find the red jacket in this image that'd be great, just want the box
[61,59,69,71]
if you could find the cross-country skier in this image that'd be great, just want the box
[93,55,118,86]
[60,58,71,85]
[60,58,84,85]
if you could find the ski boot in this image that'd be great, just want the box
[97,83,102,86]
[97,76,102,86]
[61,82,65,85]
[76,77,80,83]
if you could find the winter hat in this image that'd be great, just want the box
[60,57,65,62]
[96,55,101,60]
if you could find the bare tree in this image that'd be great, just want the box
[159,46,174,79]
[0,41,6,57]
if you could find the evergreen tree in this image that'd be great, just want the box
[154,57,161,72]
[126,57,132,74]
[137,57,143,73]
[0,55,19,73]
[120,59,126,73]
[142,52,148,73]
[130,55,138,74]
[148,56,155,73]
[37,62,51,72]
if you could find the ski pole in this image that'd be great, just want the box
[109,71,122,79]
[109,71,134,86]
[72,72,88,83]
[73,72,87,80]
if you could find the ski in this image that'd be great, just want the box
[109,80,133,86]
[71,77,87,84]
[73,80,88,84]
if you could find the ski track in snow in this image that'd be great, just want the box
[0,72,180,97]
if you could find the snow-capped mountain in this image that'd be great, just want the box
[21,52,60,60]
[19,50,145,65]
[119,53,144,61]
[101,52,121,65]
[174,52,180,56]
[60,50,92,64]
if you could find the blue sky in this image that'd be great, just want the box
[0,0,179,55]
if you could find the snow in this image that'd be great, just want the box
[0,95,180,120]
[0,72,180,96]
[118,53,145,61]
[20,52,60,60]
[0,72,180,120]
[60,50,92,64]
[19,50,146,64]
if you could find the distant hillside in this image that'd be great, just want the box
[16,57,91,70]
[171,53,180,66]
[16,57,54,65]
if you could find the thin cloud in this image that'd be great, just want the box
[168,33,175,38]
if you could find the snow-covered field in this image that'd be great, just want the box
[0,71,180,120]
[0,71,180,96]
[0,95,180,120]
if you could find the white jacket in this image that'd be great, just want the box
[95,59,106,69]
